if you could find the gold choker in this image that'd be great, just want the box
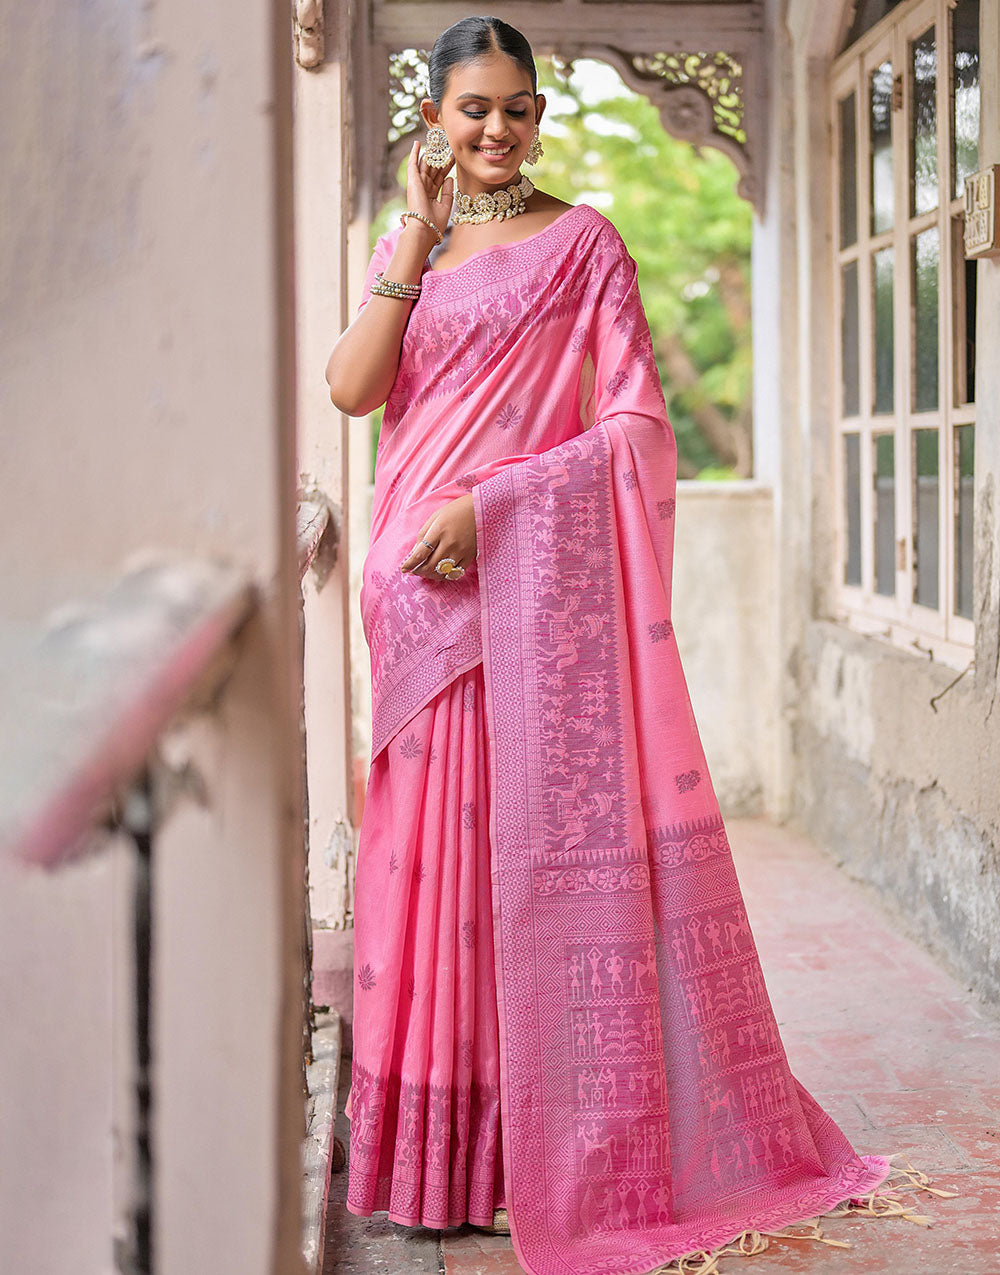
[453,173,534,224]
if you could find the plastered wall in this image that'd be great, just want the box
[1,2,308,1272]
[672,481,779,816]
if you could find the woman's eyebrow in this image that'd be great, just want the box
[455,90,533,102]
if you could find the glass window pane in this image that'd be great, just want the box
[953,0,980,199]
[871,61,894,233]
[874,434,896,596]
[873,247,894,413]
[962,251,977,404]
[844,433,862,586]
[954,425,975,618]
[913,428,940,608]
[913,227,939,411]
[951,212,977,405]
[840,93,858,247]
[911,28,938,215]
[842,261,860,416]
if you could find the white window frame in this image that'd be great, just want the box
[830,0,976,668]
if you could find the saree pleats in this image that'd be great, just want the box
[346,662,504,1229]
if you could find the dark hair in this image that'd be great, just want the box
[428,16,537,106]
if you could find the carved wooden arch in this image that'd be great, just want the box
[369,11,766,217]
[573,46,760,209]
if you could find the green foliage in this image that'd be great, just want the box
[696,465,743,481]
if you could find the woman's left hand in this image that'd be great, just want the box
[400,493,477,581]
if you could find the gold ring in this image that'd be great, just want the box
[435,557,458,575]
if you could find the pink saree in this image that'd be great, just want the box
[346,202,890,1272]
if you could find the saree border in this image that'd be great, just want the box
[472,430,893,1275]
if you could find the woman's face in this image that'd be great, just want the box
[421,53,545,185]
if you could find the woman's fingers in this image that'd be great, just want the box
[434,166,455,211]
[398,498,475,581]
[399,530,434,574]
[411,136,454,201]
[408,140,433,208]
[409,547,464,581]
[399,517,442,577]
[399,536,465,581]
[411,137,434,180]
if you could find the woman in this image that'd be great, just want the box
[325,16,897,1274]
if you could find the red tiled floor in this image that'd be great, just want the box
[329,815,1000,1275]
[855,1088,997,1129]
[441,1232,526,1274]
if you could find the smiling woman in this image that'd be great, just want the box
[326,15,907,1275]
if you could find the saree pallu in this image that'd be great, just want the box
[346,202,890,1273]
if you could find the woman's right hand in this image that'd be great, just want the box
[406,137,455,237]
[326,136,454,415]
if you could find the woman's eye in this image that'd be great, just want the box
[462,110,528,119]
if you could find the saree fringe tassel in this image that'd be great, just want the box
[643,1154,959,1274]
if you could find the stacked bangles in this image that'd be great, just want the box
[369,211,444,302]
[371,270,421,301]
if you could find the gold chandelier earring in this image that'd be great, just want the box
[423,124,453,167]
[525,124,544,165]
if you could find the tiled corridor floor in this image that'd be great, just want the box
[323,815,1000,1274]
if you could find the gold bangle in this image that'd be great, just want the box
[374,270,420,294]
[400,210,444,245]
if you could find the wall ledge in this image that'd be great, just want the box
[676,479,774,498]
[808,615,977,679]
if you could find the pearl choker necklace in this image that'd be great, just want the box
[452,173,535,224]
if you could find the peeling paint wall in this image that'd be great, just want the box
[794,622,1000,1004]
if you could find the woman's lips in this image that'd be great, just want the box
[474,144,515,163]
